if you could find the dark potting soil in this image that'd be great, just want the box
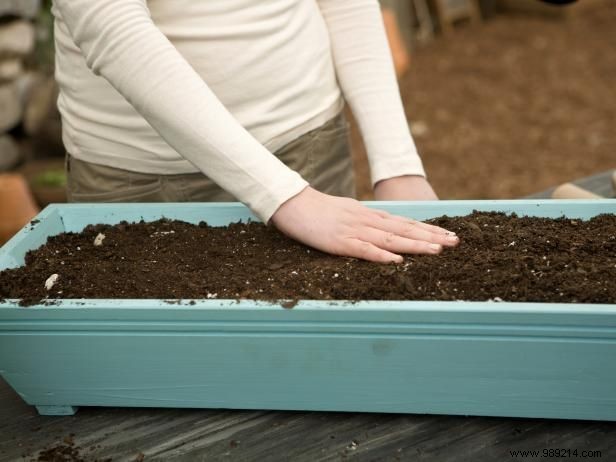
[24,434,112,462]
[0,212,615,305]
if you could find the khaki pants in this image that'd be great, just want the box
[66,113,355,203]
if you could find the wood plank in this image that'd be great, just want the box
[1,377,616,461]
[526,170,615,199]
[433,0,481,34]
[50,199,616,232]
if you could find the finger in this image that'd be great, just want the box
[343,239,403,263]
[359,227,443,255]
[369,215,458,247]
[390,215,455,236]
[371,209,455,236]
[394,219,459,247]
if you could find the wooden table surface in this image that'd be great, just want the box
[2,377,616,461]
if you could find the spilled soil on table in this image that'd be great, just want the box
[26,434,111,462]
[1,212,615,305]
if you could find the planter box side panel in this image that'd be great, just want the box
[1,309,616,420]
[57,203,259,233]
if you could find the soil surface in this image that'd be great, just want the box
[1,212,615,305]
[352,3,616,199]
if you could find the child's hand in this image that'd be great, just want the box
[270,187,458,263]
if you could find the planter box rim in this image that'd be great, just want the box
[1,299,616,313]
[1,199,615,312]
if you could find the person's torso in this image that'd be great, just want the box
[53,0,342,171]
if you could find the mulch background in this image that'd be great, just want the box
[351,2,615,199]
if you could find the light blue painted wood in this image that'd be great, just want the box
[35,405,78,416]
[0,207,64,269]
[0,201,615,418]
[57,202,258,232]
[52,200,616,233]
[2,328,615,420]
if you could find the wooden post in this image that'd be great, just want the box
[433,0,482,34]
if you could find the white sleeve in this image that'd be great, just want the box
[316,0,426,184]
[53,0,308,222]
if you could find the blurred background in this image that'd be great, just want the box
[0,0,614,245]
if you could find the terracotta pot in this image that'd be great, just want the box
[0,173,40,245]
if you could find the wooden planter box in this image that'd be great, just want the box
[1,201,615,419]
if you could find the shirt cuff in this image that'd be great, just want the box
[370,154,427,186]
[249,173,310,223]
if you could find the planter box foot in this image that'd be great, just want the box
[35,405,79,416]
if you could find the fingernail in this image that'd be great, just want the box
[429,243,442,252]
[446,235,459,243]
[446,231,457,236]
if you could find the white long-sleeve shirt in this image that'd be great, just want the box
[52,0,425,221]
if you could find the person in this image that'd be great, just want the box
[52,0,460,263]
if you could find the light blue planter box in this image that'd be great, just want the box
[0,201,615,419]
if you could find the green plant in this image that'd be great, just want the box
[32,169,65,188]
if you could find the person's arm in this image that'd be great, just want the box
[55,0,457,262]
[316,0,437,200]
[54,0,308,222]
